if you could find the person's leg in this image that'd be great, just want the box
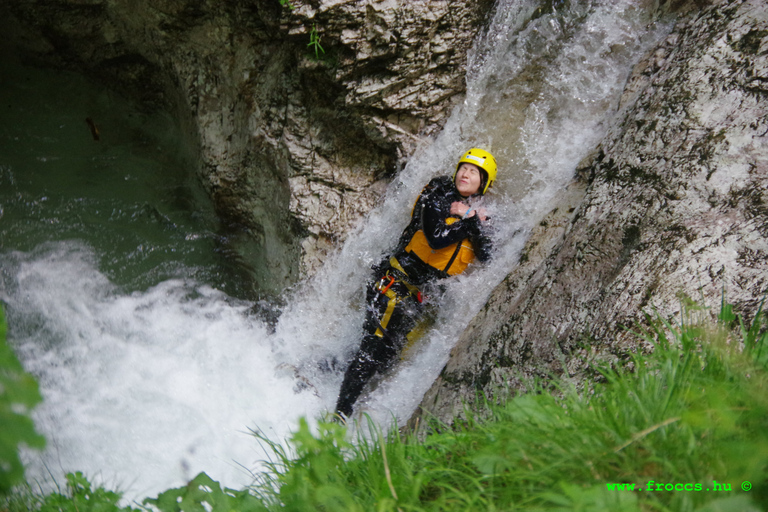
[335,335,393,417]
[335,282,423,417]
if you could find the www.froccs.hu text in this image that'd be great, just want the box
[606,480,748,492]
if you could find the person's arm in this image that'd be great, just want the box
[450,202,488,221]
[471,219,493,262]
[420,187,486,250]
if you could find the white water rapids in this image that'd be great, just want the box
[1,0,670,502]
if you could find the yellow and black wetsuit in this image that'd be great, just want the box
[335,176,493,417]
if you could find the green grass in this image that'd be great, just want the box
[244,301,768,511]
[3,300,768,511]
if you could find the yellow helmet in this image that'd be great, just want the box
[454,148,497,194]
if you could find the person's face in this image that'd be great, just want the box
[455,163,483,197]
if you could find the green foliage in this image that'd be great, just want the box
[275,418,353,507]
[279,0,294,10]
[243,302,768,511]
[719,296,768,369]
[37,472,141,512]
[307,25,325,60]
[0,304,46,495]
[145,471,266,512]
[538,482,640,511]
[4,471,143,512]
[250,418,369,511]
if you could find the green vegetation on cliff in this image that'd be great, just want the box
[3,301,767,511]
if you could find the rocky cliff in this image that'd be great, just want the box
[413,0,768,426]
[0,0,492,294]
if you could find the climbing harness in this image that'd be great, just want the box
[371,258,424,338]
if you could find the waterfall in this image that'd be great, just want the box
[0,0,670,502]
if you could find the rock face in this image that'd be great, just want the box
[414,0,768,425]
[0,0,492,294]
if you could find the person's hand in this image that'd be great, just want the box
[450,202,489,222]
[450,202,472,218]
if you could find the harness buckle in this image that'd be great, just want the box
[379,275,395,294]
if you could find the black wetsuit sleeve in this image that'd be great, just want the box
[468,216,493,263]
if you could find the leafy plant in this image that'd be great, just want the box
[307,25,325,60]
[37,472,141,512]
[0,304,46,495]
[145,471,266,512]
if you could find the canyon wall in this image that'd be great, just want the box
[0,0,493,294]
[413,0,768,426]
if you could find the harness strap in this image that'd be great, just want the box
[388,256,409,278]
[388,257,422,296]
[374,288,400,338]
[372,261,424,338]
[442,242,464,274]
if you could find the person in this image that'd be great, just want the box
[334,148,497,419]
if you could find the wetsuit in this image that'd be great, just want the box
[335,176,493,417]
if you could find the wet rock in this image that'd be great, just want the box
[414,0,768,426]
[0,0,492,291]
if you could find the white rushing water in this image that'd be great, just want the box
[2,0,670,503]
